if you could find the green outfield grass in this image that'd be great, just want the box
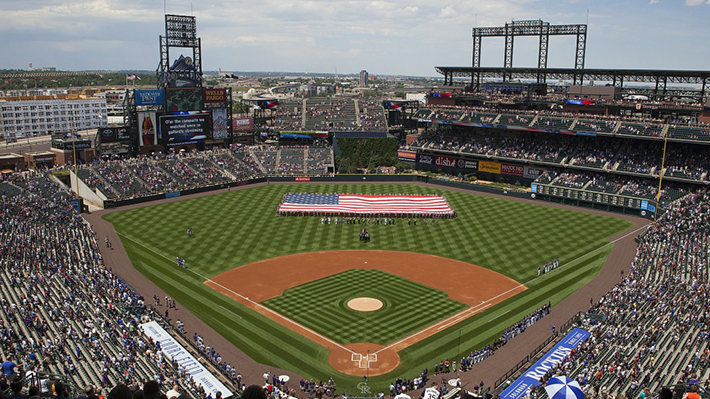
[262,269,469,345]
[104,183,634,391]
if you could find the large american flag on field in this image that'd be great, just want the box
[277,193,455,216]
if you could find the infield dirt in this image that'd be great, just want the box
[206,250,525,376]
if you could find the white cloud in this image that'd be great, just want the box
[684,0,706,4]
[439,5,457,18]
[649,0,659,4]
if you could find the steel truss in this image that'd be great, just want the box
[471,20,587,88]
[436,66,710,101]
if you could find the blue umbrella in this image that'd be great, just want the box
[545,376,584,399]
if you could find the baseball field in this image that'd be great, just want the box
[104,183,633,390]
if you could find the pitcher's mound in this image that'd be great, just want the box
[347,297,383,311]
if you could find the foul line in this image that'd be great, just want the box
[117,232,356,356]
[489,310,511,323]
[374,223,650,355]
[375,282,527,355]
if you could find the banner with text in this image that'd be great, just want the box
[523,166,546,180]
[398,150,417,161]
[416,154,477,171]
[135,89,165,106]
[478,160,502,174]
[98,126,132,143]
[203,88,227,104]
[140,321,232,398]
[232,118,254,132]
[159,113,211,145]
[500,328,590,399]
[501,163,524,177]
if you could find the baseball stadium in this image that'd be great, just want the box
[1,12,710,399]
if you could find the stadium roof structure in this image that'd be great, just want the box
[435,66,710,100]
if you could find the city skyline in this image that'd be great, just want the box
[0,0,708,77]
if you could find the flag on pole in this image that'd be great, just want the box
[126,74,141,81]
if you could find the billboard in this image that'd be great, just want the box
[397,150,417,161]
[166,88,204,113]
[138,112,158,146]
[159,113,211,146]
[203,88,227,104]
[479,160,502,174]
[523,166,545,180]
[500,329,590,399]
[232,118,254,132]
[416,154,477,171]
[501,163,524,177]
[211,109,229,140]
[455,158,478,171]
[98,126,131,143]
[135,89,165,106]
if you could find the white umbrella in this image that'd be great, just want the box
[545,376,584,399]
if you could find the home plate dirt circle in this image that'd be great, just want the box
[348,297,383,311]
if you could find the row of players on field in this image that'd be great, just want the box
[321,217,439,225]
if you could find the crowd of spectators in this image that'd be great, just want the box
[0,170,242,399]
[389,304,552,396]
[521,188,710,399]
[415,104,709,140]
[67,146,334,201]
[273,100,304,131]
[358,99,387,131]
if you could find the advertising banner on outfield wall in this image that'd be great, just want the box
[500,328,590,399]
[478,161,502,174]
[501,163,524,177]
[416,154,478,171]
[398,150,417,161]
[140,322,232,398]
[455,158,478,171]
[523,166,545,180]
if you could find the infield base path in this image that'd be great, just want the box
[206,250,525,376]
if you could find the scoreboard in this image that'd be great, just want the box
[531,184,657,212]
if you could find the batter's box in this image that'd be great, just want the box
[351,352,378,368]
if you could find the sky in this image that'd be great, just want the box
[0,0,708,77]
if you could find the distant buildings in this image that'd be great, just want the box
[359,70,369,87]
[0,96,107,139]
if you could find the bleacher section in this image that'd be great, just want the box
[517,190,710,399]
[68,147,334,202]
[0,172,240,399]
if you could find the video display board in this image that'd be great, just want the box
[159,113,211,146]
[166,88,204,113]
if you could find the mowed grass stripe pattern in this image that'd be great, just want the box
[262,269,468,345]
[105,184,630,282]
[104,184,634,389]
